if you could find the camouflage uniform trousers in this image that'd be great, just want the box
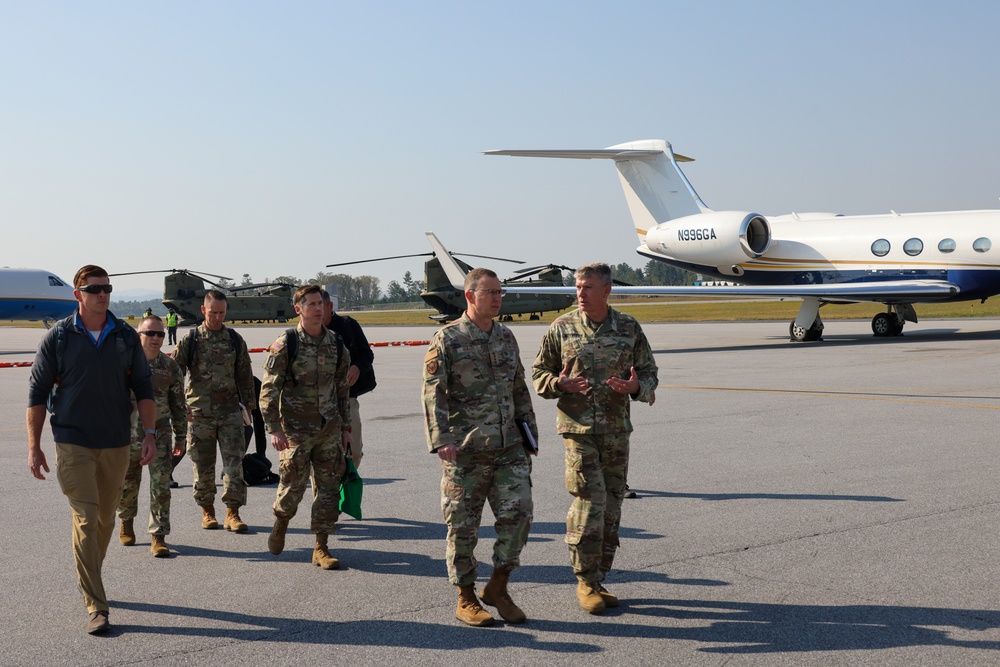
[441,444,533,586]
[117,431,174,535]
[188,411,247,508]
[564,433,630,584]
[273,420,346,535]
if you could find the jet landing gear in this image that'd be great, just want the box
[789,317,824,342]
[871,312,902,336]
[789,298,825,342]
[871,304,916,337]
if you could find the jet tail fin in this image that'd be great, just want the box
[425,232,468,290]
[485,139,710,243]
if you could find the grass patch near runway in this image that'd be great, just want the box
[6,298,1000,329]
[347,298,1000,326]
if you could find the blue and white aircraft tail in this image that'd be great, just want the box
[485,140,995,340]
[0,268,76,325]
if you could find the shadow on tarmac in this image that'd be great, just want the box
[111,600,603,652]
[658,326,1000,354]
[629,489,904,503]
[109,597,1000,655]
[621,598,1000,654]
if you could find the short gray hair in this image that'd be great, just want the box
[574,262,612,287]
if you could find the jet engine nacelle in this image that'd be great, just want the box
[645,211,772,276]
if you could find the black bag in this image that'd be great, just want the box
[352,365,377,397]
[243,452,279,486]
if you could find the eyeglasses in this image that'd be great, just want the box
[475,289,507,297]
[78,284,113,294]
[139,331,166,338]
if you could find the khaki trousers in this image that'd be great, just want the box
[55,442,130,613]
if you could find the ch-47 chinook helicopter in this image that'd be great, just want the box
[110,269,295,325]
[327,232,577,322]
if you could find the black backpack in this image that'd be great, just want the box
[242,452,278,486]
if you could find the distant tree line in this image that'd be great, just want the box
[111,261,696,315]
[612,261,696,287]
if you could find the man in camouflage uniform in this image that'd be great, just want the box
[260,284,352,570]
[117,315,187,557]
[532,262,658,614]
[423,268,538,627]
[173,290,256,532]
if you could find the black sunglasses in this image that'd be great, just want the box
[139,331,166,338]
[78,284,113,294]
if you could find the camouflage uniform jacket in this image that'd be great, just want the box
[131,351,187,443]
[423,312,538,454]
[173,324,256,416]
[533,307,658,434]
[259,324,351,440]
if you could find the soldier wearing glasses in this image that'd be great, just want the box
[117,315,187,558]
[27,265,156,635]
[422,268,538,627]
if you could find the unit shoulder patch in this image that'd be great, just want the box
[424,348,440,375]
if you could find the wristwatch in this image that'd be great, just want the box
[144,429,156,436]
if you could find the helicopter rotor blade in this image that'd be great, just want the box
[109,269,177,277]
[183,269,234,282]
[109,268,234,282]
[512,263,575,275]
[449,252,525,265]
[229,282,296,292]
[326,253,433,268]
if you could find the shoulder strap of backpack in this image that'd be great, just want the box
[188,327,200,369]
[53,322,66,385]
[116,320,136,376]
[284,328,299,386]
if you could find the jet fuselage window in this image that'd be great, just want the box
[903,238,923,256]
[48,276,66,286]
[871,239,890,257]
[974,237,992,253]
[938,238,956,253]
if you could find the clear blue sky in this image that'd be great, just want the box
[4,1,999,296]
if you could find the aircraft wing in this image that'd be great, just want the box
[503,280,960,303]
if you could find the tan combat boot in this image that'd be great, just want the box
[479,567,526,624]
[224,507,248,533]
[312,532,339,570]
[200,505,219,529]
[576,581,606,614]
[456,585,494,627]
[268,516,289,555]
[597,583,619,608]
[150,535,170,558]
[119,518,135,546]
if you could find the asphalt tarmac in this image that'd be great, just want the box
[4,318,1000,666]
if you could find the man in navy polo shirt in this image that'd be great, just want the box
[27,264,157,635]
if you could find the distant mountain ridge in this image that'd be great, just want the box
[114,288,162,300]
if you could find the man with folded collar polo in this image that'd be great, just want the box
[27,264,157,635]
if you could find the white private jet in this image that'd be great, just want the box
[485,140,996,341]
[0,268,77,325]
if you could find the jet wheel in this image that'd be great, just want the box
[872,313,902,337]
[790,319,822,342]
